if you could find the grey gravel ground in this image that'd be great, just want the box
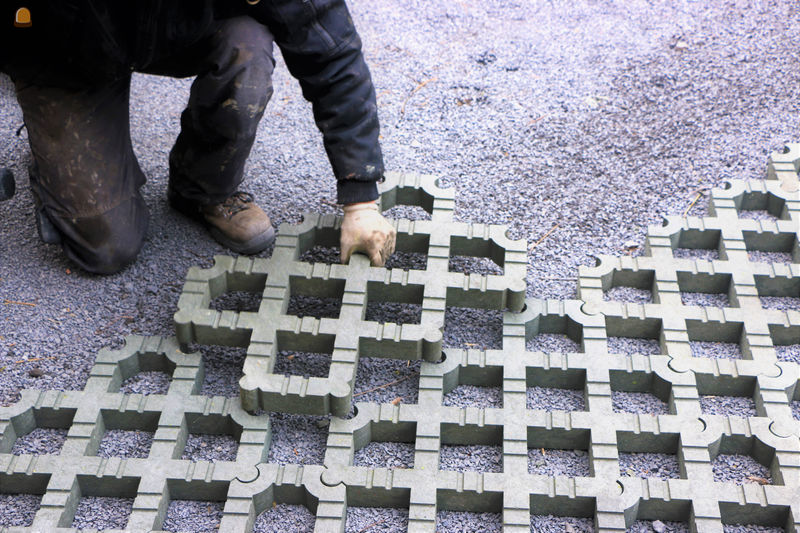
[527,333,582,354]
[439,444,503,473]
[345,507,409,533]
[690,341,742,359]
[792,401,800,420]
[748,251,794,264]
[530,515,594,532]
[253,503,315,533]
[760,296,800,311]
[628,520,689,533]
[619,452,680,480]
[181,433,239,462]
[210,290,262,313]
[608,337,662,356]
[700,395,758,418]
[119,370,172,395]
[612,391,669,415]
[443,307,503,349]
[681,292,730,308]
[672,248,719,261]
[11,427,67,455]
[604,286,652,304]
[527,386,586,412]
[267,413,329,465]
[162,499,224,532]
[97,429,154,458]
[72,496,133,530]
[776,345,800,364]
[198,345,247,397]
[443,384,503,408]
[354,357,422,404]
[712,454,772,485]
[722,526,783,533]
[0,493,40,527]
[438,511,502,532]
[3,1,800,530]
[354,441,415,469]
[738,209,780,222]
[528,447,590,477]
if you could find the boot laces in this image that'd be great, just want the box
[220,191,254,217]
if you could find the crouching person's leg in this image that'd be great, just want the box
[14,77,148,274]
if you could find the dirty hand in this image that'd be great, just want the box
[340,201,396,266]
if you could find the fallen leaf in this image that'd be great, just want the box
[746,475,769,485]
[391,397,402,406]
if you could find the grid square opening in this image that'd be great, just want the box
[382,204,432,221]
[444,307,503,349]
[696,375,758,418]
[210,290,262,313]
[380,183,435,217]
[0,473,49,528]
[525,314,585,353]
[354,357,421,404]
[602,269,655,304]
[440,423,503,473]
[606,317,663,355]
[527,428,591,477]
[719,502,790,532]
[112,348,177,395]
[178,413,242,463]
[3,406,76,456]
[448,235,505,275]
[734,190,789,220]
[273,331,335,380]
[365,280,424,325]
[678,271,733,308]
[345,486,411,532]
[252,484,318,533]
[205,268,267,312]
[286,277,345,319]
[671,228,722,261]
[610,370,671,415]
[530,494,596,532]
[91,409,160,459]
[297,224,340,264]
[442,363,503,408]
[526,367,586,412]
[687,320,745,359]
[625,499,691,533]
[757,275,800,311]
[199,345,246,397]
[709,435,779,486]
[353,420,416,470]
[268,413,329,465]
[64,475,140,530]
[770,324,800,364]
[744,230,798,264]
[617,431,681,480]
[385,233,430,271]
[161,480,229,533]
[437,488,503,532]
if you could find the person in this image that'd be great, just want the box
[0,0,396,273]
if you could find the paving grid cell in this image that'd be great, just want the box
[1,150,800,532]
[174,172,528,417]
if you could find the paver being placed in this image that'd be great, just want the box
[2,151,800,532]
[174,172,528,417]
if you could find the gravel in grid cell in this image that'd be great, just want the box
[120,370,172,395]
[0,494,41,527]
[440,444,502,473]
[382,205,431,221]
[608,337,661,356]
[619,452,680,480]
[299,245,340,265]
[444,307,503,349]
[528,448,590,477]
[437,511,502,533]
[673,248,719,261]
[627,520,689,532]
[354,357,421,404]
[345,507,409,533]
[526,333,581,354]
[449,255,503,275]
[273,350,331,378]
[690,341,742,359]
[681,292,730,308]
[209,290,261,312]
[792,401,800,420]
[385,250,428,270]
[612,391,669,415]
[181,433,238,462]
[97,429,154,459]
[530,515,595,532]
[527,386,585,412]
[162,499,224,532]
[365,301,422,325]
[443,384,503,408]
[267,413,329,465]
[776,345,800,363]
[700,395,757,417]
[712,454,772,485]
[760,296,800,311]
[200,346,246,397]
[72,496,133,531]
[738,209,780,222]
[748,251,793,264]
[354,441,415,469]
[722,526,784,533]
[604,286,652,304]
[287,294,342,319]
[253,503,315,533]
[11,428,67,456]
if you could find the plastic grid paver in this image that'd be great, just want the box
[2,148,800,532]
[174,172,528,417]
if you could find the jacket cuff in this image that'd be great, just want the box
[337,179,379,205]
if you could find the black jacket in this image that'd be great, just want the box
[0,0,383,201]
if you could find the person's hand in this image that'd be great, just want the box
[340,201,396,266]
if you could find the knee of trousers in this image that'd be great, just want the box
[213,16,276,73]
[57,193,149,275]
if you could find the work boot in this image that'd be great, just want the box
[28,164,62,245]
[169,190,275,254]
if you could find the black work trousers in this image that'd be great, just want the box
[14,17,275,274]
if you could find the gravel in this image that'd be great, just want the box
[607,337,662,356]
[712,454,772,485]
[619,452,680,480]
[274,350,331,378]
[723,526,783,533]
[760,296,800,311]
[354,441,415,469]
[438,511,502,533]
[267,413,329,465]
[527,333,582,354]
[528,448,590,477]
[681,292,730,308]
[448,256,503,276]
[97,429,154,458]
[210,290,262,313]
[439,444,502,473]
[354,357,421,404]
[345,507,409,533]
[738,210,780,222]
[604,286,652,304]
[776,345,800,363]
[612,391,669,415]
[162,499,224,532]
[690,341,742,360]
[181,433,239,462]
[443,307,503,349]
[792,401,800,420]
[72,496,133,530]
[700,395,757,418]
[527,386,585,412]
[672,248,720,261]
[287,295,342,319]
[253,503,315,533]
[443,384,503,408]
[628,520,689,533]
[198,345,247,397]
[119,370,172,395]
[11,428,67,455]
[0,493,41,527]
[4,1,800,530]
[382,205,431,221]
[365,301,422,324]
[530,515,594,532]
[748,251,794,264]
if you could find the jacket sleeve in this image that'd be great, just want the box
[245,0,383,204]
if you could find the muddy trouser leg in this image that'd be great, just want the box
[161,17,275,207]
[14,76,148,274]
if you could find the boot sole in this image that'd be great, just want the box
[209,224,276,255]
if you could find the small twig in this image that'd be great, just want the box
[14,356,56,364]
[400,77,438,116]
[3,300,36,307]
[529,224,559,250]
[682,187,710,217]
[357,519,386,533]
[353,373,419,398]
[526,114,548,127]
